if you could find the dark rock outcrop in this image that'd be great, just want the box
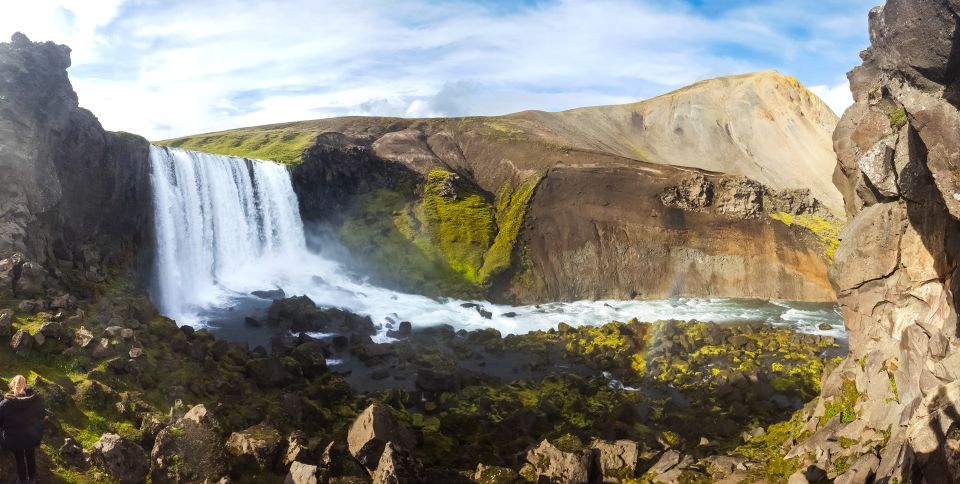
[790,0,960,481]
[347,403,417,472]
[0,33,151,296]
[150,404,229,482]
[89,433,150,484]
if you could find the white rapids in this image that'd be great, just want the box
[149,146,844,342]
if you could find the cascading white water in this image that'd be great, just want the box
[150,146,306,321]
[149,146,844,341]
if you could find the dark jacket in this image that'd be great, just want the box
[0,388,44,450]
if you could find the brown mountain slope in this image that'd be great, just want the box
[159,72,842,303]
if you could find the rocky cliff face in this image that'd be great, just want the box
[169,73,843,304]
[786,1,960,481]
[0,33,151,297]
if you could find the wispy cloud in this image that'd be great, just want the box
[3,0,874,139]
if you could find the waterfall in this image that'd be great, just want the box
[149,146,306,320]
[148,145,843,341]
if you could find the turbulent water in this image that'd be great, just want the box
[149,147,844,343]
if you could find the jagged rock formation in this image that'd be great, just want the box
[0,33,151,295]
[164,72,843,304]
[789,1,960,482]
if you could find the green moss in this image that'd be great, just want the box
[337,188,481,297]
[769,212,843,262]
[735,410,807,482]
[483,120,527,142]
[887,372,899,403]
[158,128,317,164]
[552,434,585,453]
[888,107,907,130]
[479,176,540,282]
[822,379,860,425]
[417,170,496,283]
[832,455,852,475]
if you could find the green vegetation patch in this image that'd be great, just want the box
[337,188,483,298]
[479,176,541,282]
[888,107,907,130]
[735,410,808,482]
[158,128,318,164]
[769,212,843,262]
[822,379,860,425]
[336,170,541,296]
[417,170,497,284]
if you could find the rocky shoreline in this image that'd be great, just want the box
[0,251,841,482]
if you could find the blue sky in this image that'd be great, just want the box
[2,0,876,140]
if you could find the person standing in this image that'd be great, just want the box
[0,375,44,484]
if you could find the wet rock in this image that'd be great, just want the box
[10,328,31,356]
[90,433,149,484]
[591,439,640,481]
[348,404,416,471]
[252,288,286,300]
[226,423,283,471]
[245,317,261,327]
[523,437,592,484]
[268,295,325,330]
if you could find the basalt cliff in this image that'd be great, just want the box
[0,32,151,300]
[779,0,960,482]
[162,71,844,304]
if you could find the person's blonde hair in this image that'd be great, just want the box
[8,375,26,396]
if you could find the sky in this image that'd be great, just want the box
[1,0,876,140]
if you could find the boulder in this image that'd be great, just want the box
[10,328,31,356]
[73,326,94,348]
[347,404,416,471]
[371,442,424,484]
[523,437,592,484]
[591,439,641,481]
[0,309,12,336]
[225,423,283,471]
[59,437,87,469]
[321,440,369,481]
[283,431,310,466]
[253,288,286,300]
[150,405,229,482]
[474,463,521,483]
[89,433,149,484]
[285,461,319,484]
[38,321,65,341]
[50,293,76,310]
[833,452,880,484]
[91,338,113,358]
[648,450,681,476]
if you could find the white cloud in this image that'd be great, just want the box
[2,0,872,140]
[810,81,855,117]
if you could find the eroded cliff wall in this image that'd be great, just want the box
[789,1,960,481]
[0,33,151,297]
